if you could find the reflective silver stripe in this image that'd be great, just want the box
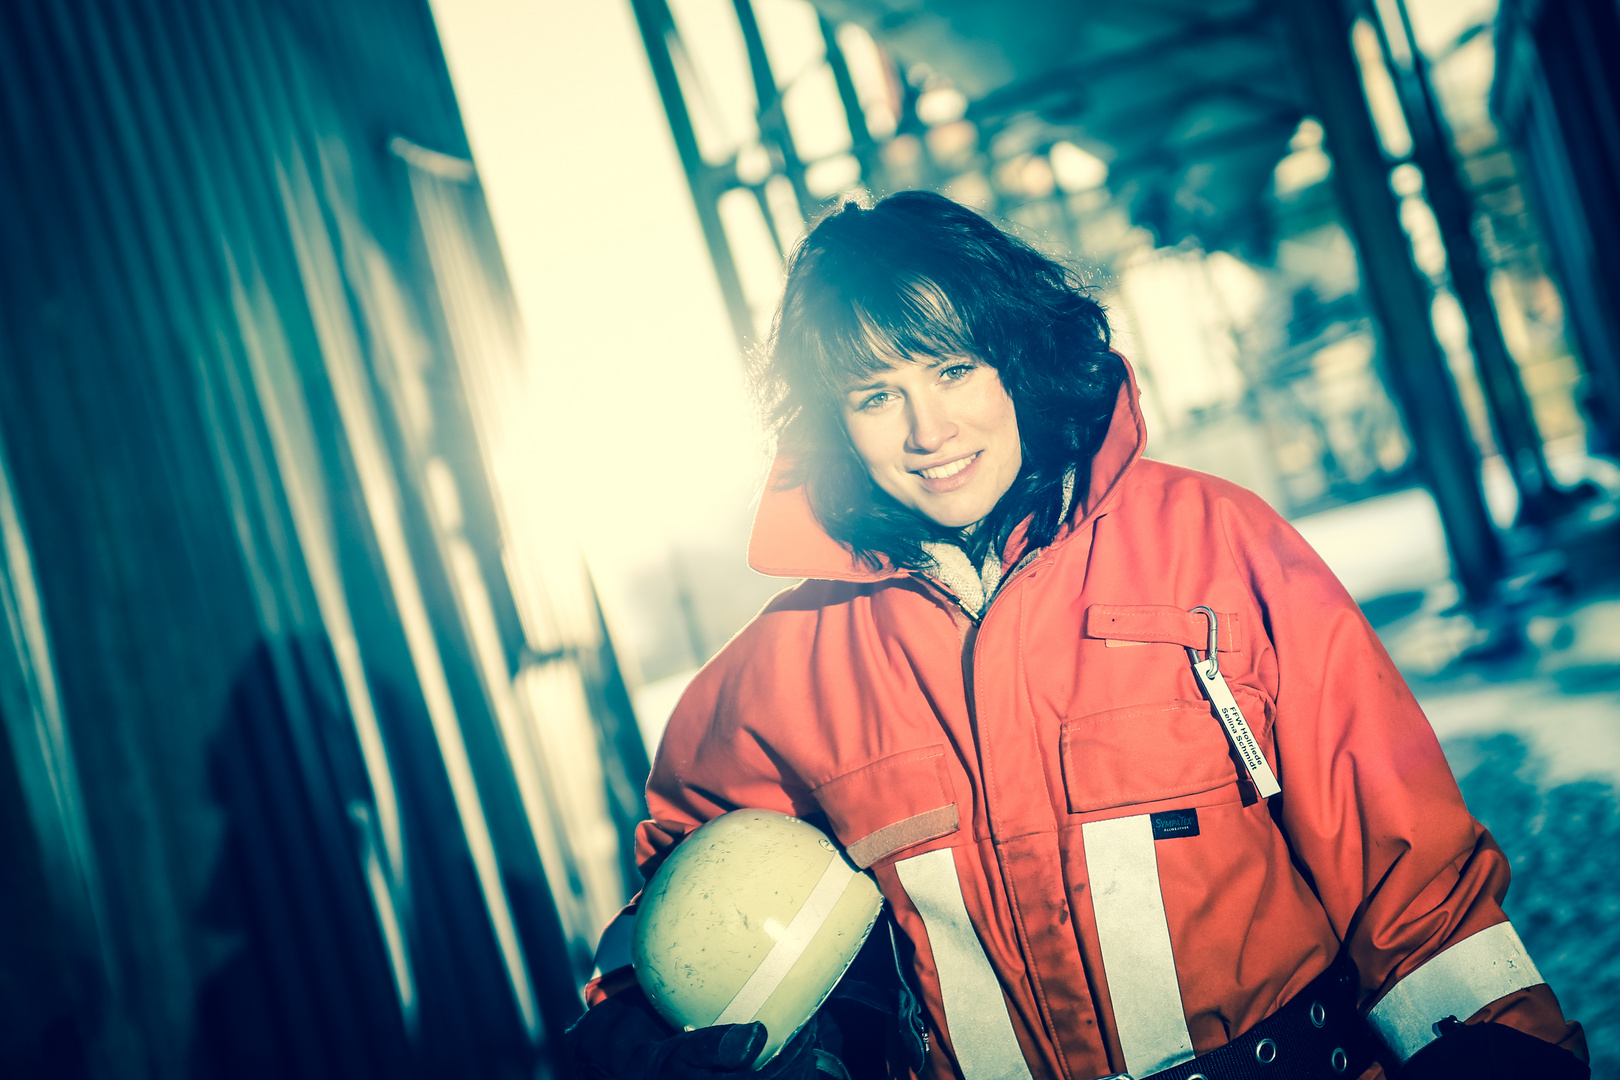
[590,909,634,981]
[895,848,1033,1080]
[1083,814,1196,1077]
[714,853,855,1024]
[1369,922,1545,1062]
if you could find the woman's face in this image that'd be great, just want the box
[841,353,1022,529]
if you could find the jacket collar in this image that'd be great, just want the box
[746,356,1149,582]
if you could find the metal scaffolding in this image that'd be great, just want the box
[629,0,1610,608]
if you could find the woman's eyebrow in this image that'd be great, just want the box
[845,354,961,394]
[844,362,906,393]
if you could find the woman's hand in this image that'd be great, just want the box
[564,986,837,1080]
[1396,1017,1589,1079]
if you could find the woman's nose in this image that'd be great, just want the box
[906,396,957,453]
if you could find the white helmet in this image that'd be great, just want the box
[632,808,885,1066]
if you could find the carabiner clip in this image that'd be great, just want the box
[1187,605,1219,677]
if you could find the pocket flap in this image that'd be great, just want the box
[813,745,960,869]
[1083,604,1245,652]
[1061,696,1265,814]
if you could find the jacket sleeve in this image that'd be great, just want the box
[1213,486,1586,1069]
[583,618,817,1006]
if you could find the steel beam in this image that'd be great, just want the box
[627,0,757,349]
[1277,0,1505,605]
[1369,0,1579,526]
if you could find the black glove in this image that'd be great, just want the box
[564,986,837,1080]
[1398,1017,1589,1080]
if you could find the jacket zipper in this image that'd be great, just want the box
[961,550,1077,1079]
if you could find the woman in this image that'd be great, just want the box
[568,192,1589,1080]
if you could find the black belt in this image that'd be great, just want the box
[1142,952,1380,1080]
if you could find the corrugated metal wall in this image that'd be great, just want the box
[0,0,645,1076]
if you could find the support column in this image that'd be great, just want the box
[1369,0,1578,526]
[1278,0,1505,606]
[733,0,817,220]
[628,0,757,349]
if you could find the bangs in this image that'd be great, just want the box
[810,276,981,396]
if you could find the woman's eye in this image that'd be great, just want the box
[941,363,976,381]
[857,390,893,411]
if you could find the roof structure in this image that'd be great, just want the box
[812,0,1309,255]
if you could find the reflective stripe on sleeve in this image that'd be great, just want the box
[895,848,1034,1080]
[1368,921,1545,1062]
[590,909,635,980]
[1082,814,1196,1077]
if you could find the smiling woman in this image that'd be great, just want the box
[840,354,1022,530]
[565,191,1591,1080]
[754,192,1123,574]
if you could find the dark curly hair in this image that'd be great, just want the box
[753,190,1124,572]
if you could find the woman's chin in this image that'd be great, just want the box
[914,495,997,530]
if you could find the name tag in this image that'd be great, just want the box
[1186,606,1281,799]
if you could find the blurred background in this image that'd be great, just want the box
[0,0,1616,1076]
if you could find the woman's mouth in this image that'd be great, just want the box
[914,451,982,492]
[920,454,977,479]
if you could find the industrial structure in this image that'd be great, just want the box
[0,0,1616,1077]
[0,0,647,1075]
[630,0,1617,608]
[1495,0,1620,463]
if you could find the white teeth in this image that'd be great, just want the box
[920,454,976,479]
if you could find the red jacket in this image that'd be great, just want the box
[625,369,1583,1078]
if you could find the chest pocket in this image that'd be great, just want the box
[1060,694,1272,814]
[1068,604,1270,814]
[812,744,961,869]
